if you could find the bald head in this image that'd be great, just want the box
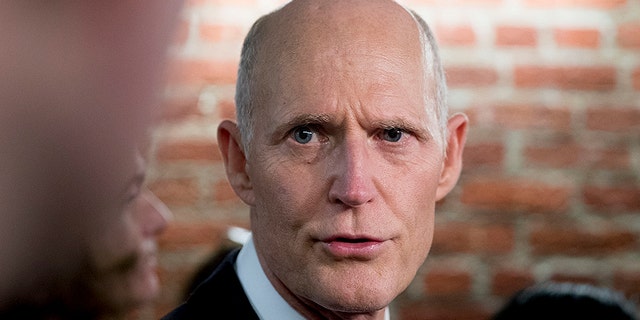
[217,2,467,317]
[261,0,421,51]
[235,0,447,152]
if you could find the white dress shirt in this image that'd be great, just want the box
[235,234,390,320]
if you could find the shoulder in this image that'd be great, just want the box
[161,248,259,320]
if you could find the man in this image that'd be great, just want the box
[0,150,172,319]
[80,150,173,318]
[0,0,182,317]
[164,0,468,319]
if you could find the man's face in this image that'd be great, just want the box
[244,20,447,313]
[86,151,171,315]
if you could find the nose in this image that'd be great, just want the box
[136,188,172,237]
[328,137,377,207]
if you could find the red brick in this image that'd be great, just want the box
[492,105,572,130]
[530,227,637,256]
[525,143,583,168]
[495,26,537,46]
[435,24,476,46]
[583,185,640,212]
[461,105,480,125]
[461,178,570,212]
[463,143,504,168]
[149,178,199,206]
[633,68,640,91]
[586,108,640,132]
[199,23,245,42]
[432,222,514,254]
[617,23,640,48]
[158,221,226,250]
[160,95,203,122]
[167,58,238,86]
[613,271,640,298]
[549,274,598,285]
[586,149,630,169]
[213,180,241,202]
[492,269,535,296]
[445,66,499,87]
[525,142,629,169]
[523,0,627,8]
[398,300,492,320]
[514,66,616,91]
[155,140,221,162]
[218,99,237,120]
[424,268,473,296]
[554,28,600,48]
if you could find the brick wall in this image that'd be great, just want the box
[139,0,640,319]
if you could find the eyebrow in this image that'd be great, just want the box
[371,118,433,142]
[120,170,145,200]
[272,113,434,140]
[272,113,333,136]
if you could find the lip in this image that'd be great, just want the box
[319,234,387,260]
[136,244,158,273]
[143,253,158,269]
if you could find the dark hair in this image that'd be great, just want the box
[493,282,638,320]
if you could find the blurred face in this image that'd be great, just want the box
[0,0,182,308]
[86,151,171,315]
[219,2,467,318]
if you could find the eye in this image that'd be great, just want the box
[292,126,315,144]
[122,187,140,209]
[381,128,403,142]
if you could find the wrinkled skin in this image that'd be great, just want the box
[219,0,467,319]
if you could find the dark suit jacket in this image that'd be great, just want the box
[162,248,260,320]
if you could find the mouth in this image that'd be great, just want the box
[319,235,386,259]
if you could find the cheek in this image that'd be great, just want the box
[390,163,440,257]
[249,161,328,260]
[250,156,324,218]
[88,213,138,271]
[252,177,318,238]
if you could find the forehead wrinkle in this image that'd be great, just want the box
[254,0,442,144]
[283,113,332,128]
[349,95,434,143]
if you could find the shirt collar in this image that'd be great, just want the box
[235,234,391,320]
[235,235,306,320]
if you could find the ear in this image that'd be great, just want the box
[217,120,255,205]
[435,113,468,201]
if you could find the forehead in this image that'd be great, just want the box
[253,1,431,120]
[274,53,427,120]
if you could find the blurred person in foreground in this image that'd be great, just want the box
[81,150,173,319]
[1,149,173,319]
[163,0,468,319]
[0,0,182,318]
[493,282,639,320]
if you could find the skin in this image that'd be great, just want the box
[86,151,172,318]
[219,1,467,319]
[0,0,182,312]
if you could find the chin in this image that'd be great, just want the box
[103,263,161,315]
[314,282,397,315]
[320,296,390,316]
[128,266,161,306]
